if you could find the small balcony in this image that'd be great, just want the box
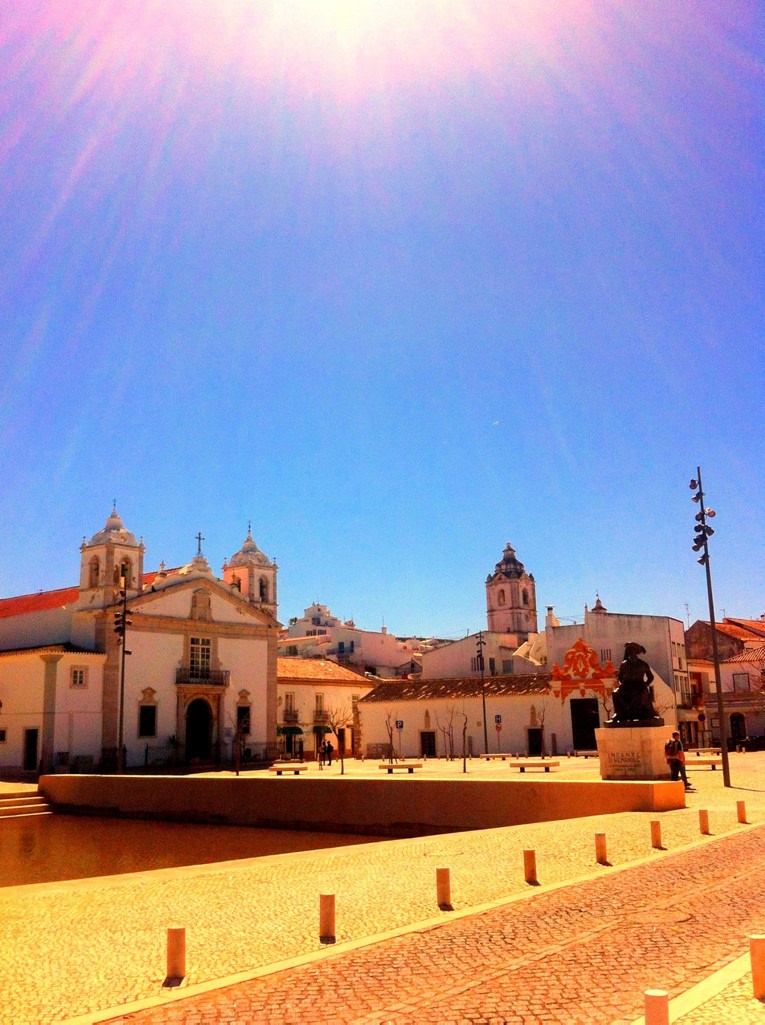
[176,668,230,686]
[283,708,300,723]
[313,710,330,724]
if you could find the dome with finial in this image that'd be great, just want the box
[493,542,526,580]
[226,524,273,569]
[591,594,608,613]
[88,506,138,547]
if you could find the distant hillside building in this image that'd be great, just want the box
[283,603,441,677]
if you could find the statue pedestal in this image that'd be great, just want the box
[595,726,670,780]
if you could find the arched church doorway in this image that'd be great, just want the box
[186,698,213,761]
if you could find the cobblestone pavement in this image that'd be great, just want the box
[674,972,765,1024]
[3,755,765,1024]
[100,824,765,1025]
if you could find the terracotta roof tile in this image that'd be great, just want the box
[0,642,100,659]
[722,618,765,639]
[0,570,177,621]
[359,673,552,703]
[723,646,765,664]
[0,586,79,619]
[276,658,368,683]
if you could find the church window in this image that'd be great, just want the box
[70,667,88,688]
[0,729,6,743]
[259,577,268,601]
[89,558,100,588]
[522,589,529,606]
[118,558,132,586]
[237,705,251,735]
[138,705,157,738]
[190,637,211,679]
[497,589,506,606]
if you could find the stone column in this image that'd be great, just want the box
[39,653,64,773]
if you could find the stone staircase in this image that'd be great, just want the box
[0,790,53,820]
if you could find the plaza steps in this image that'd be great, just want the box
[0,791,53,820]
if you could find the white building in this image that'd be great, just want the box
[276,657,375,760]
[545,599,687,711]
[0,509,279,774]
[283,603,435,677]
[358,637,676,759]
[420,630,545,680]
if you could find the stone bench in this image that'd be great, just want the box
[268,762,308,776]
[378,763,423,774]
[483,753,511,761]
[689,757,722,770]
[575,750,599,759]
[507,760,560,773]
[690,748,721,757]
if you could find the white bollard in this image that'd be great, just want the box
[319,893,336,943]
[750,935,765,999]
[650,821,662,849]
[644,988,669,1025]
[436,867,451,908]
[595,833,608,865]
[166,926,186,981]
[737,800,747,824]
[699,809,710,835]
[523,849,538,885]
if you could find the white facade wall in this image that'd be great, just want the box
[0,607,74,650]
[358,692,571,758]
[421,633,538,680]
[52,653,105,761]
[547,612,686,697]
[0,651,104,770]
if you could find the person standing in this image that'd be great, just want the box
[326,740,334,766]
[665,730,691,790]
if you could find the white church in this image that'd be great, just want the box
[0,509,280,774]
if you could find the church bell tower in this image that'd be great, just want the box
[485,542,538,644]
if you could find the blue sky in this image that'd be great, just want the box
[1,1,763,637]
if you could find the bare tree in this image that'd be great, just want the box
[324,704,353,775]
[384,710,396,763]
[435,705,457,760]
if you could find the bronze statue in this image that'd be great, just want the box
[610,642,661,724]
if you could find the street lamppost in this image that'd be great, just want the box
[114,579,132,774]
[690,467,731,787]
[476,631,488,755]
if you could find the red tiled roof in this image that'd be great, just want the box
[276,657,369,683]
[0,642,101,659]
[0,586,79,619]
[360,673,552,703]
[697,620,765,642]
[0,570,174,620]
[723,646,765,664]
[723,619,765,639]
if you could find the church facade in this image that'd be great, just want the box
[0,510,279,774]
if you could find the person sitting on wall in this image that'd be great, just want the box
[610,642,660,723]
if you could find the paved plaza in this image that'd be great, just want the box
[2,753,765,1024]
